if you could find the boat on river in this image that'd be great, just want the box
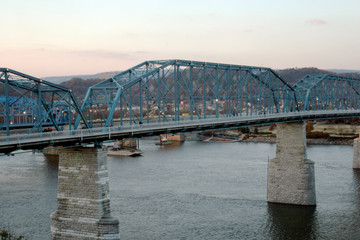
[202,135,244,143]
[155,141,173,145]
[155,136,173,145]
[107,140,143,157]
[107,150,143,157]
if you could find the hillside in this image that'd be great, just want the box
[60,78,103,102]
[277,67,360,85]
[277,67,332,85]
[58,68,360,103]
[44,71,121,84]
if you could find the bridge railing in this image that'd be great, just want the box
[0,109,359,150]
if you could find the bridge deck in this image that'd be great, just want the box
[1,110,359,154]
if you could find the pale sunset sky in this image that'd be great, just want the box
[1,0,359,77]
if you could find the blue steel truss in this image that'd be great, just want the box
[3,61,360,142]
[75,59,297,129]
[0,68,89,136]
[0,96,71,130]
[293,74,360,111]
[2,61,360,154]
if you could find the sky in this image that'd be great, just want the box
[1,0,359,77]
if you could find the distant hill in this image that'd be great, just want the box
[43,68,360,85]
[43,74,99,84]
[277,68,360,85]
[56,67,360,103]
[60,78,103,102]
[277,67,332,85]
[43,71,121,84]
[326,69,360,74]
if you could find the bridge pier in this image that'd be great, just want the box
[267,122,316,206]
[50,147,120,240]
[121,138,138,149]
[353,138,360,169]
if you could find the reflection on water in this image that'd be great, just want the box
[352,170,360,198]
[267,203,317,239]
[352,170,360,211]
[44,156,59,172]
[2,142,360,239]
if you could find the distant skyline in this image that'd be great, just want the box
[1,0,359,77]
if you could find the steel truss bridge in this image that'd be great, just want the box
[1,60,360,154]
[0,68,89,136]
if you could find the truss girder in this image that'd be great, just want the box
[76,59,297,129]
[293,74,360,111]
[0,68,89,136]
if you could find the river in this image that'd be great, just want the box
[0,140,359,239]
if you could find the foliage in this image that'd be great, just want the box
[257,131,273,135]
[306,131,329,139]
[325,118,360,125]
[242,134,250,140]
[60,77,102,102]
[239,127,250,134]
[202,131,216,137]
[306,121,314,133]
[0,229,24,240]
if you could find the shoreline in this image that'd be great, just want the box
[242,136,354,146]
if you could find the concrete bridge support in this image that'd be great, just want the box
[51,147,120,240]
[267,122,316,206]
[353,138,360,169]
[121,138,138,149]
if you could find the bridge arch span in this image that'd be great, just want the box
[75,60,297,129]
[294,74,360,112]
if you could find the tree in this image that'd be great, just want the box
[0,229,24,240]
[306,121,314,133]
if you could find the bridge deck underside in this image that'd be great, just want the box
[1,110,359,154]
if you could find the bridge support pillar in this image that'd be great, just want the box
[353,138,360,169]
[267,122,316,206]
[121,138,138,149]
[50,147,120,240]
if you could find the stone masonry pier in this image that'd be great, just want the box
[267,122,316,206]
[51,147,120,240]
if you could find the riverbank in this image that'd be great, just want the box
[198,123,359,146]
[243,136,354,145]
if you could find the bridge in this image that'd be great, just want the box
[0,68,89,136]
[2,60,360,153]
[2,60,360,240]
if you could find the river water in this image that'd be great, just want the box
[0,140,359,239]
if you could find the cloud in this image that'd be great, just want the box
[306,18,326,25]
